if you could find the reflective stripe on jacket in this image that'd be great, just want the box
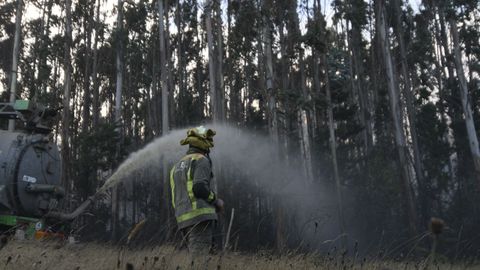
[170,153,217,229]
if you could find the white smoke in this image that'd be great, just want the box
[98,124,342,250]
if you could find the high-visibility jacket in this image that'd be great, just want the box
[170,152,217,229]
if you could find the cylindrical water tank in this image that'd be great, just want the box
[0,130,63,218]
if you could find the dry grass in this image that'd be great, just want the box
[0,239,477,270]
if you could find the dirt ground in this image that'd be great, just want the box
[0,239,478,270]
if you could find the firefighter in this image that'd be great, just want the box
[170,126,224,257]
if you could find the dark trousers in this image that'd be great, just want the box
[182,220,213,257]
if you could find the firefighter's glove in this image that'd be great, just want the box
[214,198,225,214]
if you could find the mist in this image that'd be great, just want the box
[98,124,343,251]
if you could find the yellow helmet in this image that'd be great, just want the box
[180,126,216,151]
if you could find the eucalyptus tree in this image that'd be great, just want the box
[117,0,146,142]
[174,0,184,126]
[112,0,124,241]
[0,2,17,96]
[449,12,480,183]
[158,0,169,134]
[76,0,96,132]
[422,0,480,191]
[260,0,278,142]
[171,0,202,126]
[310,0,354,248]
[272,0,292,157]
[226,0,260,125]
[375,0,418,234]
[115,0,124,131]
[331,0,372,160]
[62,0,72,198]
[36,0,54,100]
[214,0,225,122]
[8,0,23,131]
[92,0,103,128]
[391,0,428,224]
[205,0,220,123]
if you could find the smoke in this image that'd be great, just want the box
[213,125,342,249]
[98,124,342,250]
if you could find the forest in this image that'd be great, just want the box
[0,0,479,262]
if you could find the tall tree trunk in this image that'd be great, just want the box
[376,0,417,234]
[164,0,175,129]
[431,5,456,182]
[8,0,23,131]
[449,18,480,183]
[215,0,225,122]
[82,1,94,132]
[226,0,235,122]
[115,0,124,138]
[151,38,160,135]
[392,0,427,219]
[322,53,346,248]
[312,0,321,139]
[299,49,313,181]
[243,59,251,124]
[437,7,456,83]
[175,0,185,125]
[38,0,53,98]
[113,0,124,241]
[312,51,320,139]
[92,0,101,128]
[158,0,171,240]
[33,0,47,100]
[62,0,72,196]
[205,0,218,123]
[278,21,289,160]
[438,8,467,179]
[262,0,278,144]
[158,0,169,134]
[58,0,73,228]
[350,25,373,154]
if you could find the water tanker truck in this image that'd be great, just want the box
[0,100,93,240]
